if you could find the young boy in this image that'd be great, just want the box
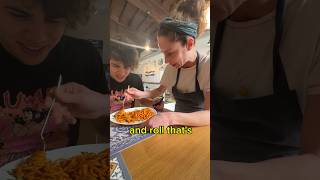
[109,45,144,112]
[0,0,108,166]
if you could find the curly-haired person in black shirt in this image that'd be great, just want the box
[0,0,108,166]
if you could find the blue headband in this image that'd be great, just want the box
[159,17,198,38]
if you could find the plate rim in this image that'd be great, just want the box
[0,143,108,178]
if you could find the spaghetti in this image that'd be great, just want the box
[115,108,156,123]
[12,149,109,180]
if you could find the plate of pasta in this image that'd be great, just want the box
[0,144,108,180]
[110,107,157,125]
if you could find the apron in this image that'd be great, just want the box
[212,0,303,162]
[172,51,205,113]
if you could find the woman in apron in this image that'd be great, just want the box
[213,0,320,178]
[126,0,211,127]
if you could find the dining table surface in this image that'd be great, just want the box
[120,125,210,180]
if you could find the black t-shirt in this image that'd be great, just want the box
[110,73,144,92]
[0,36,108,164]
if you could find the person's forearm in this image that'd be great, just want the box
[213,154,320,180]
[168,110,210,126]
[138,98,153,106]
[144,88,164,99]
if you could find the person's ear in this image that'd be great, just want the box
[186,37,195,50]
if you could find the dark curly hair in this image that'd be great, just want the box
[38,0,95,28]
[110,44,139,69]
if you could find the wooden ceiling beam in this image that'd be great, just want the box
[145,22,156,34]
[111,26,144,46]
[119,0,128,21]
[136,13,149,30]
[127,0,169,22]
[111,16,157,47]
[128,8,139,26]
[111,15,148,38]
[151,27,158,35]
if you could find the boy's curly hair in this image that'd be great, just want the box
[110,44,139,69]
[41,0,95,28]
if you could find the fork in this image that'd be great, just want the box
[40,74,62,151]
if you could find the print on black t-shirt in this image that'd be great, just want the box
[0,36,108,166]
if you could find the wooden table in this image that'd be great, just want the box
[121,126,210,180]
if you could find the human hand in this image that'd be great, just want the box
[44,99,77,126]
[125,88,147,100]
[152,98,164,112]
[47,82,107,120]
[147,112,173,128]
[110,90,134,112]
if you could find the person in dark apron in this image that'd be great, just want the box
[212,0,303,162]
[126,0,211,127]
[173,51,205,113]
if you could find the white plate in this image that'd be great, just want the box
[110,107,157,125]
[0,143,108,179]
